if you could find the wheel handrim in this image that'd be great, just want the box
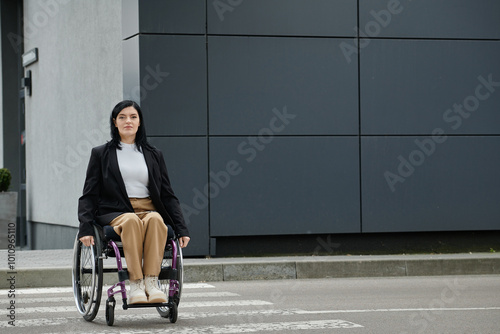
[72,237,96,316]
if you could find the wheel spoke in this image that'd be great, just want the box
[72,228,103,322]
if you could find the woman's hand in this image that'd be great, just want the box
[179,236,190,248]
[79,235,95,247]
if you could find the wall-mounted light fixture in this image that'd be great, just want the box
[22,70,32,96]
[22,48,37,96]
[22,48,38,67]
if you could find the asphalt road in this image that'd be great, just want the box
[1,275,499,333]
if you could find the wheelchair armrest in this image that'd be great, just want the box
[167,225,175,241]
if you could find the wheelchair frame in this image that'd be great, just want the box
[72,225,183,326]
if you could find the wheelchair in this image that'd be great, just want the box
[72,224,183,326]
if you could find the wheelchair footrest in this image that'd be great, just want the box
[122,300,170,310]
[159,266,178,280]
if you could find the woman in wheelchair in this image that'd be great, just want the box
[77,100,190,305]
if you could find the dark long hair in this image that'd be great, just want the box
[109,100,153,151]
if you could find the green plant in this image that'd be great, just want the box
[0,168,12,192]
[490,248,496,253]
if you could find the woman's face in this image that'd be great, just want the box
[113,106,140,142]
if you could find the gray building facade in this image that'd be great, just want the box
[1,0,499,256]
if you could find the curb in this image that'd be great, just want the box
[1,254,499,289]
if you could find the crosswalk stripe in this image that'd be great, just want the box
[0,291,238,305]
[0,310,292,328]
[6,287,73,294]
[164,320,364,333]
[0,306,74,315]
[0,316,74,328]
[4,304,497,319]
[38,320,363,333]
[0,300,273,315]
[180,300,273,308]
[0,282,215,295]
[180,283,216,289]
[0,297,75,304]
[0,309,307,328]
[9,306,499,330]
[1,315,362,330]
[183,291,240,298]
[180,308,297,320]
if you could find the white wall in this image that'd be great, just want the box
[24,0,122,232]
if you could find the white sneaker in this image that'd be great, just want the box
[129,279,148,304]
[145,276,167,303]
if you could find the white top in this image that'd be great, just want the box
[116,142,150,198]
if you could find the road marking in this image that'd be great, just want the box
[36,320,363,333]
[294,307,500,314]
[0,291,238,305]
[171,320,364,333]
[3,307,499,329]
[180,300,273,308]
[6,287,74,294]
[0,297,75,304]
[180,308,298,319]
[0,316,75,328]
[183,291,240,298]
[0,306,76,315]
[4,304,498,317]
[0,309,299,328]
[0,282,215,294]
[0,300,273,315]
[182,283,216,289]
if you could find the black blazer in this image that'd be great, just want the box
[77,142,189,239]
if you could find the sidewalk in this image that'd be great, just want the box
[1,249,499,289]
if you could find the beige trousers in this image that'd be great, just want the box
[110,198,168,281]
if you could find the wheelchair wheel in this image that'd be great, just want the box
[157,239,183,318]
[105,297,115,326]
[173,240,184,305]
[72,227,103,322]
[169,301,178,323]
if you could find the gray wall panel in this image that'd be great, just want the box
[122,0,139,39]
[117,1,500,255]
[149,137,209,256]
[30,223,77,250]
[361,40,500,135]
[359,0,500,39]
[209,137,360,236]
[139,35,207,136]
[209,37,358,135]
[362,136,500,232]
[123,0,205,38]
[208,0,356,36]
[122,36,140,101]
